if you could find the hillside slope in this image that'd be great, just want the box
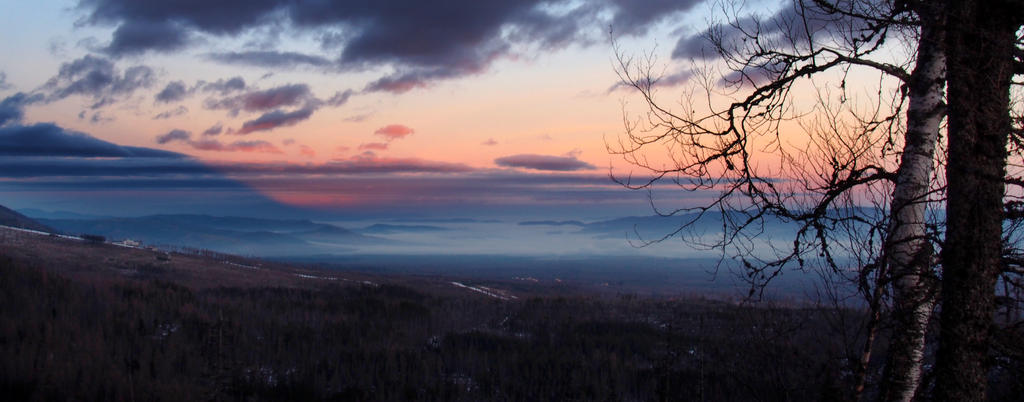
[37,214,385,256]
[0,204,54,233]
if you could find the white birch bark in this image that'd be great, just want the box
[880,6,945,401]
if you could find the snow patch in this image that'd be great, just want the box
[451,281,517,300]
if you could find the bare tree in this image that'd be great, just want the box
[611,1,944,400]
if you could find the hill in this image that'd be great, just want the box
[37,214,385,256]
[0,204,54,233]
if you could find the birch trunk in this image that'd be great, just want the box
[878,5,944,402]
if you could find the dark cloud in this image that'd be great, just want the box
[153,105,189,119]
[374,124,414,140]
[672,2,873,61]
[202,123,224,136]
[482,138,498,146]
[607,0,703,36]
[42,54,155,108]
[79,0,284,36]
[672,15,759,60]
[495,154,596,171]
[199,77,247,95]
[155,80,188,103]
[205,51,334,69]
[155,129,191,144]
[76,0,708,92]
[0,92,44,126]
[0,122,182,158]
[235,107,315,135]
[205,83,313,113]
[105,19,189,56]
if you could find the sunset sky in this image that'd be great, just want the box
[0,0,784,219]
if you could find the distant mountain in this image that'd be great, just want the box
[297,224,390,244]
[518,220,585,227]
[18,208,111,220]
[392,218,502,224]
[0,204,55,233]
[360,224,450,235]
[578,212,800,240]
[139,214,333,232]
[38,214,384,256]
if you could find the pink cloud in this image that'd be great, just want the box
[374,124,415,140]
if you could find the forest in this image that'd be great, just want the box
[1,229,1021,401]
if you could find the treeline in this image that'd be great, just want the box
[1,256,1019,401]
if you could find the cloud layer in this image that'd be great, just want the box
[1,122,181,158]
[77,0,705,92]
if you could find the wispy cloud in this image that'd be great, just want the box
[41,54,155,109]
[202,123,223,136]
[154,128,282,153]
[155,129,191,144]
[205,50,334,69]
[495,153,596,171]
[235,107,315,135]
[205,83,315,114]
[152,105,189,120]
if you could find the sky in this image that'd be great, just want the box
[0,0,793,221]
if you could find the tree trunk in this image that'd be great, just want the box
[879,5,945,401]
[936,1,1019,400]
